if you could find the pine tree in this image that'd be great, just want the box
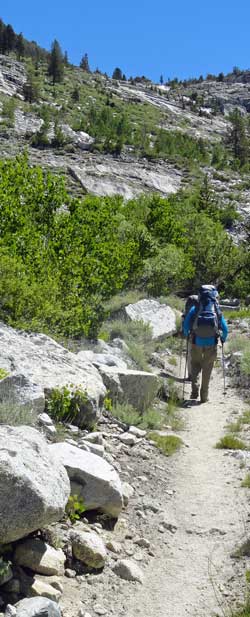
[23,64,41,102]
[63,51,69,66]
[16,33,25,59]
[0,19,4,54]
[48,39,64,85]
[3,24,16,54]
[112,67,123,80]
[160,74,164,85]
[80,53,90,72]
[227,109,249,166]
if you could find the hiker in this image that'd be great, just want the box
[182,295,199,380]
[183,285,228,403]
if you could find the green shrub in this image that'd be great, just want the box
[216,435,247,450]
[46,385,88,423]
[66,494,86,523]
[0,368,9,380]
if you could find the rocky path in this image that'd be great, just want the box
[123,369,249,617]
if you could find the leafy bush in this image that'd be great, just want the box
[66,494,86,522]
[46,385,88,423]
[0,368,9,380]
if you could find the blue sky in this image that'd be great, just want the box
[1,0,250,81]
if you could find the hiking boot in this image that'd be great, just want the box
[190,390,199,399]
[200,396,208,403]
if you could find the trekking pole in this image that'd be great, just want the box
[221,340,226,396]
[182,336,189,400]
[179,333,184,377]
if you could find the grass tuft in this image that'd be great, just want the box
[241,474,250,488]
[215,434,247,450]
[0,401,36,426]
[149,432,183,456]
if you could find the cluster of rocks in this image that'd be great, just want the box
[0,299,180,616]
[0,408,167,616]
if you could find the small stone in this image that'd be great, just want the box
[65,568,76,578]
[122,482,134,507]
[128,426,146,438]
[82,433,103,445]
[134,538,150,548]
[106,541,121,554]
[119,433,138,446]
[136,510,146,519]
[38,413,53,427]
[93,605,107,615]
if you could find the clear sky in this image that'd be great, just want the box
[1,0,250,82]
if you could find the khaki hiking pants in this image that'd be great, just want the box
[191,344,217,402]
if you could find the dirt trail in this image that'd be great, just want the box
[124,370,249,617]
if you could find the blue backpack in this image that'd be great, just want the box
[192,285,222,339]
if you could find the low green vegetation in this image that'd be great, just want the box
[149,432,183,456]
[65,494,86,523]
[231,604,250,617]
[226,336,250,377]
[226,335,250,354]
[224,310,250,322]
[0,368,9,380]
[241,474,250,488]
[46,385,88,423]
[216,435,247,450]
[109,402,165,430]
[0,400,35,426]
[102,319,154,371]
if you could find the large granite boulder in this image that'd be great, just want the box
[125,299,178,339]
[0,426,70,544]
[99,366,160,411]
[0,323,106,428]
[50,442,123,517]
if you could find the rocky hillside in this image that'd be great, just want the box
[0,54,250,211]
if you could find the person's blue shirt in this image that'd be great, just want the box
[183,306,228,346]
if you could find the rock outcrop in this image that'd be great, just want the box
[0,426,70,544]
[125,299,178,339]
